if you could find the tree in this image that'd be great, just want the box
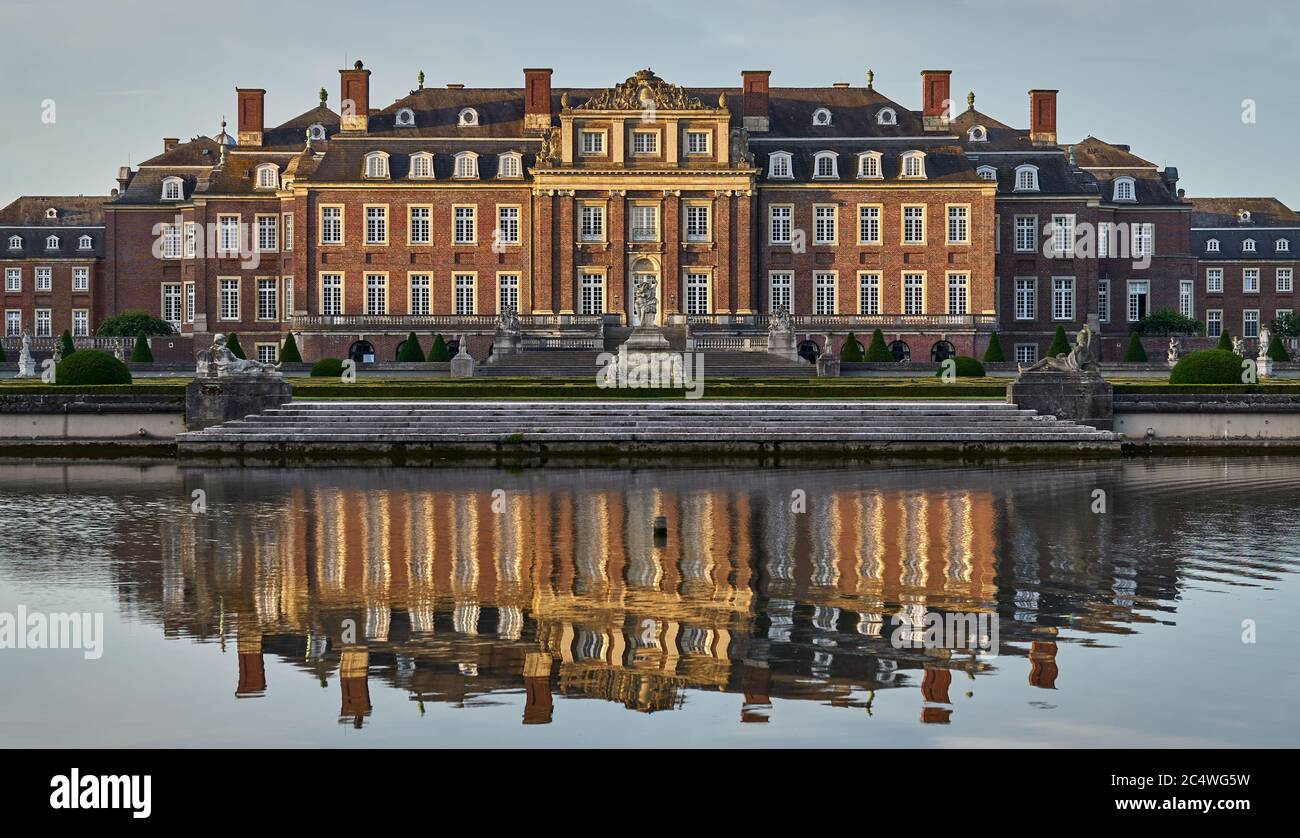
[428,333,451,362]
[1122,330,1148,362]
[130,332,154,363]
[1216,331,1233,351]
[1135,309,1203,336]
[279,332,303,363]
[983,332,1005,363]
[1267,332,1291,362]
[1047,325,1071,357]
[1272,311,1300,339]
[225,333,246,359]
[839,332,865,362]
[60,330,76,358]
[864,328,893,362]
[94,310,174,337]
[397,331,426,362]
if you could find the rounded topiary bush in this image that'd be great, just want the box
[1169,349,1246,384]
[55,349,132,385]
[935,355,986,378]
[310,357,345,377]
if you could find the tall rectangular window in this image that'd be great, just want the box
[162,224,182,259]
[1179,280,1194,318]
[364,274,387,315]
[1098,280,1110,323]
[498,274,520,314]
[1206,309,1222,338]
[1278,268,1294,292]
[1244,309,1260,338]
[185,282,195,323]
[257,278,278,321]
[1132,223,1153,257]
[282,214,293,251]
[1206,268,1223,293]
[282,278,292,321]
[813,205,836,245]
[1014,215,1037,252]
[365,206,387,245]
[814,272,836,315]
[497,206,520,245]
[320,206,342,244]
[685,273,710,315]
[35,267,52,291]
[409,206,431,244]
[1051,214,1076,256]
[218,215,240,254]
[256,215,278,251]
[858,205,881,244]
[685,204,710,242]
[454,274,476,314]
[769,272,792,314]
[947,273,969,315]
[409,274,431,315]
[769,206,792,244]
[4,268,18,292]
[454,206,476,244]
[580,272,605,315]
[1244,268,1260,293]
[1052,276,1075,320]
[72,309,88,337]
[1127,280,1149,322]
[35,309,50,337]
[184,222,197,258]
[162,283,182,327]
[219,278,239,321]
[579,204,604,242]
[1098,222,1111,258]
[902,206,925,244]
[630,205,658,241]
[902,273,925,315]
[4,310,19,336]
[946,205,969,244]
[1014,277,1037,320]
[321,273,343,316]
[858,272,881,315]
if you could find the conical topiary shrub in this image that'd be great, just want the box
[1267,333,1291,362]
[60,330,76,358]
[983,332,1005,363]
[397,331,426,362]
[279,332,303,363]
[839,332,865,362]
[428,333,451,362]
[864,328,893,362]
[1047,325,1071,357]
[1216,331,1233,351]
[130,332,153,363]
[1123,330,1147,362]
[0,341,6,362]
[225,332,246,359]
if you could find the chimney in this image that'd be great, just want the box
[921,70,951,131]
[116,166,134,192]
[523,68,553,133]
[339,60,371,132]
[741,70,770,132]
[236,88,265,146]
[163,137,179,153]
[1029,89,1058,146]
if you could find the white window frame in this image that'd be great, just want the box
[1013,164,1039,192]
[218,277,240,321]
[256,277,279,321]
[813,204,837,245]
[409,273,431,315]
[1051,276,1075,320]
[769,271,793,314]
[161,177,183,201]
[454,151,479,179]
[1277,268,1294,293]
[364,152,390,179]
[1206,309,1223,338]
[857,272,881,315]
[1113,176,1136,202]
[1014,277,1037,321]
[813,151,838,179]
[408,205,432,245]
[453,273,476,315]
[900,151,926,179]
[453,205,477,245]
[320,273,343,316]
[946,205,969,245]
[857,204,882,245]
[769,205,792,244]
[364,205,388,246]
[902,272,925,315]
[1243,309,1260,339]
[72,266,89,292]
[409,152,435,180]
[813,272,837,315]
[1206,268,1223,293]
[364,273,387,316]
[946,272,969,315]
[255,164,279,190]
[767,151,793,179]
[1244,268,1260,294]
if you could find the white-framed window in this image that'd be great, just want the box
[902,273,925,315]
[308,123,326,141]
[458,107,479,127]
[409,274,431,315]
[185,281,195,323]
[1132,223,1154,257]
[364,152,389,179]
[7,235,21,249]
[632,130,659,155]
[162,282,182,327]
[395,107,416,127]
[946,205,968,245]
[453,273,476,314]
[1206,238,1220,253]
[630,204,658,242]
[685,130,710,155]
[1014,164,1039,192]
[876,107,896,125]
[497,273,520,314]
[1051,214,1076,257]
[1014,215,1037,252]
[1206,268,1223,293]
[1244,268,1260,293]
[5,268,20,292]
[72,309,88,337]
[1052,276,1075,320]
[976,165,997,181]
[1014,277,1037,320]
[78,235,93,250]
[813,205,837,244]
[1098,279,1110,323]
[857,152,882,179]
[1179,279,1194,318]
[1113,176,1136,202]
[767,152,792,179]
[1098,222,1112,258]
[183,222,197,258]
[257,277,279,321]
[498,153,522,178]
[901,151,926,179]
[161,224,182,259]
[580,130,605,155]
[684,203,710,243]
[4,310,19,336]
[579,203,605,242]
[281,278,292,321]
[1015,343,1038,365]
[161,177,183,201]
[1127,280,1149,322]
[256,343,278,364]
[497,205,520,245]
[73,267,89,292]
[947,273,968,315]
[1244,309,1260,339]
[902,205,925,244]
[1278,268,1294,292]
[453,205,476,244]
[579,271,605,315]
[320,273,343,315]
[813,151,838,179]
[320,206,342,245]
[685,272,710,315]
[811,107,832,127]
[454,152,478,179]
[968,125,988,142]
[364,205,387,245]
[256,214,278,251]
[409,206,431,244]
[769,272,792,314]
[769,205,792,244]
[219,278,240,321]
[814,272,836,315]
[282,214,293,251]
[1278,239,1291,253]
[409,152,434,179]
[35,266,51,292]
[45,235,59,250]
[1206,309,1222,338]
[1243,238,1256,253]
[858,205,881,244]
[34,309,50,337]
[364,273,387,315]
[255,164,278,190]
[217,214,241,254]
[857,272,881,315]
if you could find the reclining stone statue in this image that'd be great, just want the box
[196,333,281,378]
[1017,324,1099,375]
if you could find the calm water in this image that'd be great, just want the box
[0,460,1297,748]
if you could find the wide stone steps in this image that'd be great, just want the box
[481,350,812,377]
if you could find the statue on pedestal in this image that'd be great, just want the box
[768,306,793,335]
[1232,335,1244,357]
[632,275,658,328]
[1257,327,1273,363]
[15,331,36,378]
[196,333,281,379]
[1017,325,1098,375]
[1166,336,1181,367]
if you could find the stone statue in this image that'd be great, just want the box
[52,340,63,364]
[496,310,521,333]
[1166,336,1181,366]
[1232,335,1244,357]
[199,333,281,379]
[632,275,658,327]
[1018,324,1098,375]
[15,331,36,378]
[768,305,793,334]
[1257,327,1272,362]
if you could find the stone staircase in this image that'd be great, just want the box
[482,349,812,377]
[177,401,1119,460]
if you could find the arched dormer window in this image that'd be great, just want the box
[976,165,998,181]
[767,151,793,179]
[45,235,60,250]
[857,151,882,179]
[1014,164,1039,192]
[497,152,523,179]
[308,123,326,141]
[395,107,416,127]
[453,151,478,179]
[458,108,479,127]
[876,107,896,126]
[900,151,926,179]
[78,235,93,250]
[255,163,279,189]
[1277,239,1290,252]
[161,176,183,201]
[811,107,832,127]
[813,151,839,179]
[44,208,58,219]
[1113,176,1136,202]
[1206,238,1220,253]
[364,151,390,179]
[1237,210,1252,223]
[7,235,22,250]
[967,125,987,142]
[1243,238,1256,252]
[409,152,434,179]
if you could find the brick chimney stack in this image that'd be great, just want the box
[920,70,951,131]
[1029,89,1058,146]
[741,70,770,132]
[339,60,371,132]
[523,68,553,133]
[163,138,179,153]
[235,89,265,146]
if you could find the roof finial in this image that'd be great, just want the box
[967,90,975,110]
[417,70,425,89]
[866,68,874,89]
[305,127,313,151]
[319,87,327,107]
[1068,144,1076,166]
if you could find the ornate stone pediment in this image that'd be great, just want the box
[572,68,712,112]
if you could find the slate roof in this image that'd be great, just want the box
[1190,197,1299,227]
[308,139,535,182]
[755,144,980,184]
[1190,197,1300,259]
[0,197,109,258]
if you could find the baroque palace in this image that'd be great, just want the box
[2,61,1297,365]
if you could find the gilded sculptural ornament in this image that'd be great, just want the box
[572,69,709,111]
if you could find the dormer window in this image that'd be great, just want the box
[768,151,793,179]
[900,151,926,179]
[395,108,416,127]
[1113,176,1136,202]
[811,107,832,127]
[364,151,390,179]
[857,151,882,179]
[308,123,326,141]
[497,152,523,179]
[876,107,896,126]
[78,235,93,250]
[813,151,838,179]
[1014,164,1039,192]
[45,235,60,250]
[976,165,998,181]
[454,151,478,179]
[1206,238,1220,253]
[255,163,279,189]
[967,125,987,142]
[7,235,20,250]
[161,177,183,201]
[1277,239,1290,252]
[458,108,479,127]
[409,152,434,179]
[1238,210,1252,223]
[1243,238,1256,252]
[44,208,58,219]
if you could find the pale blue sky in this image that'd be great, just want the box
[1,0,1296,206]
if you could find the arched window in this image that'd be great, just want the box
[45,235,60,250]
[1113,176,1136,202]
[813,151,838,179]
[454,151,478,179]
[409,152,434,179]
[497,152,523,178]
[967,125,987,142]
[857,151,882,178]
[458,107,479,127]
[395,107,416,127]
[1243,238,1256,252]
[364,151,389,179]
[1277,239,1290,252]
[1237,210,1252,223]
[44,208,58,219]
[7,235,21,249]
[1206,239,1220,253]
[78,235,93,250]
[931,340,955,362]
[767,151,793,179]
[1014,164,1039,192]
[161,177,183,201]
[876,107,896,126]
[901,151,926,179]
[976,165,998,181]
[888,340,910,361]
[308,123,326,141]
[255,163,278,189]
[811,107,832,126]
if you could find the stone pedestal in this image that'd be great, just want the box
[1257,357,1274,378]
[450,348,476,378]
[16,351,36,379]
[185,376,293,430]
[767,330,798,363]
[492,328,520,358]
[816,353,841,377]
[624,327,670,350]
[1007,370,1113,431]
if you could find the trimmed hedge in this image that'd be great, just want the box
[225,333,246,360]
[1123,331,1148,362]
[310,357,345,378]
[983,332,1005,363]
[397,331,426,362]
[280,332,303,363]
[839,332,865,362]
[1169,349,1246,384]
[130,333,153,363]
[1047,325,1071,357]
[1266,333,1291,362]
[863,328,893,362]
[935,356,986,378]
[54,349,132,385]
